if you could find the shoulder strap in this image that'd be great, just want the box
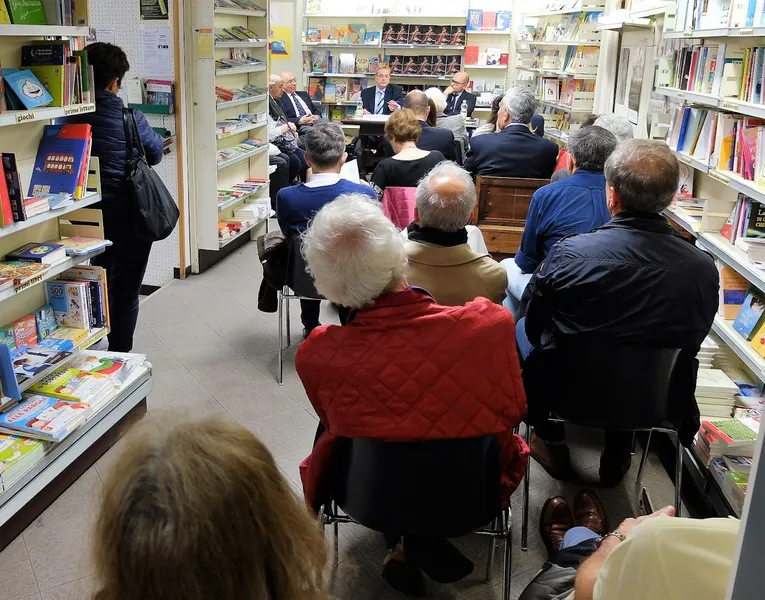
[122,107,146,167]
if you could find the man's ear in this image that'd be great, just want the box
[567,153,576,172]
[414,206,420,222]
[340,152,348,166]
[305,154,313,169]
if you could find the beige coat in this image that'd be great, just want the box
[405,241,508,307]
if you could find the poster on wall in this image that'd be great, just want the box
[140,0,169,21]
[627,45,646,125]
[616,48,629,106]
[270,26,292,59]
[142,28,173,77]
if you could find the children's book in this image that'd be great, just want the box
[345,23,366,45]
[364,31,380,45]
[324,81,337,102]
[45,280,90,329]
[68,351,146,387]
[11,346,70,377]
[467,9,483,31]
[3,70,53,109]
[0,262,49,289]
[328,78,348,99]
[35,304,57,340]
[20,43,66,107]
[29,368,113,403]
[51,236,112,256]
[28,128,89,197]
[13,314,38,349]
[733,287,765,339]
[6,242,65,265]
[0,343,20,398]
[48,327,87,345]
[0,323,15,349]
[0,395,89,442]
[6,0,47,25]
[308,78,325,101]
[1,153,24,222]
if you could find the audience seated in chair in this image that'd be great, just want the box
[464,88,558,178]
[517,140,718,486]
[268,74,308,182]
[473,94,547,141]
[93,418,328,600]
[370,108,445,200]
[276,121,375,337]
[425,87,470,158]
[518,490,739,600]
[279,71,321,135]
[404,161,507,305]
[502,126,618,317]
[296,194,529,595]
[404,90,457,162]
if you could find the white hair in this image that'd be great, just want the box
[268,74,282,87]
[501,88,537,124]
[301,194,407,308]
[415,161,476,232]
[424,87,446,114]
[593,114,634,142]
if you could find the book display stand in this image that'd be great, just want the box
[0,26,153,550]
[189,0,272,271]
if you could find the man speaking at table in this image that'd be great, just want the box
[360,65,404,115]
[444,71,476,118]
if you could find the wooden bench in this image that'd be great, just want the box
[471,176,550,260]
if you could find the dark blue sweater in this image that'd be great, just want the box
[276,179,376,236]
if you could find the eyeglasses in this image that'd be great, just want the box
[451,79,468,85]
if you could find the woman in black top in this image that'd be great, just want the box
[371,108,445,199]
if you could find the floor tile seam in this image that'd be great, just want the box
[18,532,42,595]
[166,285,264,324]
[179,370,245,424]
[36,571,96,593]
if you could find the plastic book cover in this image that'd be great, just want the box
[4,70,53,110]
[0,395,88,442]
[53,237,112,256]
[30,368,113,402]
[11,346,70,377]
[69,351,145,387]
[13,315,38,349]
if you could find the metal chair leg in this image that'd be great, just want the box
[277,291,284,385]
[522,423,531,551]
[485,517,498,583]
[285,293,291,347]
[502,515,513,600]
[636,430,653,485]
[675,436,683,517]
[333,501,340,566]
[631,432,637,455]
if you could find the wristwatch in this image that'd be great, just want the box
[597,531,626,547]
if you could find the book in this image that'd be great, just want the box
[0,262,49,290]
[21,43,66,107]
[0,434,46,490]
[338,53,355,75]
[364,31,380,45]
[467,9,483,31]
[35,304,57,340]
[324,81,337,103]
[29,127,89,197]
[346,23,365,45]
[306,26,319,43]
[29,368,113,404]
[0,395,89,442]
[45,280,90,329]
[52,236,112,256]
[482,11,497,30]
[36,337,74,352]
[3,70,54,109]
[308,77,325,101]
[13,314,38,349]
[328,78,347,100]
[68,351,146,387]
[733,287,765,339]
[0,323,15,349]
[11,346,70,377]
[48,327,88,345]
[465,46,479,65]
[720,264,749,319]
[496,11,512,31]
[2,154,24,222]
[0,159,13,227]
[6,242,66,265]
[6,0,47,25]
[0,343,21,398]
[722,454,753,473]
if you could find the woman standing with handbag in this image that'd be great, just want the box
[66,43,164,352]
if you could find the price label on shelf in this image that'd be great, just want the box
[677,153,692,165]
[709,170,730,185]
[15,112,35,124]
[722,100,740,111]
[683,30,694,37]
[677,91,685,99]
[739,28,755,35]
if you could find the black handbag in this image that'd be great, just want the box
[122,108,179,241]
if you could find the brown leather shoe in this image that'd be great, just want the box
[572,489,608,536]
[539,496,575,555]
[530,434,574,481]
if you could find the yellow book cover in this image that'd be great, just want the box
[48,327,88,345]
[740,48,750,100]
[0,2,10,24]
[718,135,734,171]
[29,368,112,402]
[750,320,765,358]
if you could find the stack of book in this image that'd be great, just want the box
[215,84,266,104]
[235,201,270,221]
[0,434,47,493]
[215,26,262,43]
[45,265,109,334]
[696,368,739,419]
[709,456,749,513]
[216,113,266,137]
[695,417,759,466]
[674,0,765,32]
[216,138,267,165]
[215,0,265,10]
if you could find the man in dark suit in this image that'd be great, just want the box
[443,72,477,117]
[360,66,404,115]
[403,90,457,162]
[464,88,559,178]
[280,71,320,134]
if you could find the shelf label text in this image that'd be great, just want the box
[710,170,730,185]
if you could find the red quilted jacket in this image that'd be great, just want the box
[296,287,529,511]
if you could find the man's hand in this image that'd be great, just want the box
[615,506,676,538]
[288,122,298,133]
[444,85,455,96]
[361,108,371,115]
[299,115,313,125]
[387,100,401,112]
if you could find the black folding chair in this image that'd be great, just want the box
[521,344,685,550]
[319,435,514,599]
[277,235,323,384]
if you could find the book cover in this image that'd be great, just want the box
[394,24,409,44]
[403,56,418,74]
[311,52,327,72]
[29,368,112,403]
[482,11,497,31]
[53,236,112,256]
[0,435,45,480]
[416,56,432,76]
[432,56,446,76]
[421,25,437,45]
[720,264,750,319]
[733,287,765,339]
[449,27,465,46]
[434,26,451,46]
[29,133,88,197]
[36,337,74,352]
[446,55,462,74]
[465,46,479,65]
[338,53,355,74]
[346,23,365,45]
[4,70,54,109]
[0,262,49,288]
[45,280,89,329]
[6,0,47,25]
[7,242,65,264]
[364,31,380,45]
[331,106,342,120]
[496,11,512,31]
[0,2,11,23]
[48,327,87,345]
[35,304,57,340]
[355,56,369,74]
[68,351,145,387]
[324,81,337,102]
[21,44,66,107]
[11,346,70,377]
[408,24,423,45]
[369,54,381,74]
[328,78,348,99]
[382,24,397,44]
[306,26,319,43]
[0,323,15,349]
[467,9,483,31]
[0,159,13,227]
[0,154,22,222]
[744,197,765,238]
[13,314,38,349]
[308,77,325,101]
[0,395,89,442]
[0,344,20,399]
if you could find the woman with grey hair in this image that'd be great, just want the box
[297,193,529,597]
[424,87,469,157]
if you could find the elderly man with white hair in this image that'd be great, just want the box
[404,161,507,305]
[268,74,308,181]
[296,194,529,597]
[464,88,558,178]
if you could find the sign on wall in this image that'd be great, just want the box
[140,0,169,20]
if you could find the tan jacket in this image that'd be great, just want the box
[405,241,508,306]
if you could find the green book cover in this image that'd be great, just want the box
[73,50,89,97]
[6,0,47,25]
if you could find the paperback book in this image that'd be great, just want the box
[0,394,89,442]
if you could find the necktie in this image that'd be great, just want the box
[375,90,384,114]
[293,94,307,117]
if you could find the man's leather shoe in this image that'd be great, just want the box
[539,496,575,555]
[530,434,574,481]
[572,489,608,536]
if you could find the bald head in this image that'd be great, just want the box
[404,90,430,119]
[415,162,476,232]
[453,71,470,85]
[281,71,297,94]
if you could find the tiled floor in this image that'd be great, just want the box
[0,237,679,599]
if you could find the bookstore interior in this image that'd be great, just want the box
[0,0,762,598]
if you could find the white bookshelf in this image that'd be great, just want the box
[0,103,95,128]
[190,0,271,259]
[0,24,89,37]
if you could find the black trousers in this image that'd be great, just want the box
[300,299,320,329]
[92,210,153,352]
[269,154,289,210]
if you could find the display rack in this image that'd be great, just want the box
[190,0,272,267]
[0,25,154,550]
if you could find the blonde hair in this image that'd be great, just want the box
[385,108,421,143]
[94,418,328,600]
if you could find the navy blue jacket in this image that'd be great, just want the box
[361,84,404,115]
[515,170,610,274]
[522,213,718,443]
[464,123,558,178]
[444,90,476,117]
[416,120,456,162]
[67,90,163,203]
[280,90,321,126]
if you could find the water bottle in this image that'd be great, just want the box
[460,101,468,121]
[356,97,364,117]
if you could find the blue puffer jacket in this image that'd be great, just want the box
[67,90,163,203]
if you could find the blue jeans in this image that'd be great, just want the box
[560,526,600,549]
[516,317,533,361]
[500,258,532,319]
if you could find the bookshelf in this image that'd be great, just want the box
[189,0,271,264]
[517,2,605,146]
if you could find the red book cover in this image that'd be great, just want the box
[482,11,497,30]
[465,45,479,65]
[0,160,14,227]
[499,53,509,66]
[687,49,699,91]
[13,315,38,349]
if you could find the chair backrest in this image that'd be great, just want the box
[541,342,682,431]
[381,186,417,230]
[285,235,323,299]
[332,435,501,538]
[474,176,550,227]
[454,138,465,165]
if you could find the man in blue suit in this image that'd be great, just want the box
[360,66,404,115]
[403,90,457,162]
[279,71,320,134]
[464,88,559,178]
